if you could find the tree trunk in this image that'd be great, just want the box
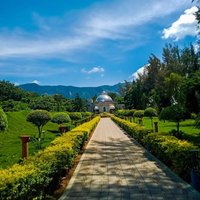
[151,118,153,129]
[37,126,42,149]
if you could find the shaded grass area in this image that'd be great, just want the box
[0,111,59,169]
[141,117,200,146]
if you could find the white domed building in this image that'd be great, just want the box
[94,91,115,113]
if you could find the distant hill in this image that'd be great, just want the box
[18,83,124,99]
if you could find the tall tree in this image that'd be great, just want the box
[72,94,86,112]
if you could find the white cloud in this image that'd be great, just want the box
[32,80,40,84]
[81,66,105,74]
[83,0,190,40]
[0,0,190,59]
[130,64,149,80]
[162,6,198,40]
[14,82,20,86]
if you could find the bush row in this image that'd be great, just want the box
[111,115,198,181]
[115,109,136,117]
[0,116,100,200]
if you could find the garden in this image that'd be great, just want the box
[113,108,200,184]
[0,109,93,169]
[0,105,99,199]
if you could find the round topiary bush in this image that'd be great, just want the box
[0,107,8,131]
[144,107,157,118]
[81,112,93,118]
[27,110,51,141]
[159,104,190,132]
[69,112,82,121]
[133,110,144,118]
[51,112,71,125]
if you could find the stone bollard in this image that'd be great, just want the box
[154,122,158,133]
[20,135,30,159]
[190,150,200,191]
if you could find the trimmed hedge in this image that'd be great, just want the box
[115,109,136,118]
[0,116,100,200]
[111,115,198,181]
[111,115,151,143]
[143,133,197,179]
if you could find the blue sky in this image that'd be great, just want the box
[0,0,198,86]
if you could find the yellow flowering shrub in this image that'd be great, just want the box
[111,115,198,181]
[0,116,100,200]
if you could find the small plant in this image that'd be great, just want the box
[27,110,51,148]
[0,107,8,131]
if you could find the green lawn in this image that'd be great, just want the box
[0,111,59,169]
[141,117,200,146]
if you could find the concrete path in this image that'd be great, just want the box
[59,118,200,200]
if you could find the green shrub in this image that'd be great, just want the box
[0,107,8,131]
[51,112,71,125]
[27,110,51,148]
[133,110,144,118]
[143,133,197,180]
[191,113,197,120]
[0,116,100,199]
[144,107,157,118]
[115,109,136,117]
[81,112,93,118]
[144,107,157,128]
[112,114,198,182]
[111,115,151,144]
[159,104,190,132]
[69,112,82,121]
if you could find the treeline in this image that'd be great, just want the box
[0,81,87,112]
[123,44,200,114]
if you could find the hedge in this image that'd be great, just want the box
[143,133,197,179]
[115,109,136,118]
[0,116,100,200]
[68,112,82,121]
[111,115,151,144]
[111,115,198,181]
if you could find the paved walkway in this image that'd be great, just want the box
[60,118,200,200]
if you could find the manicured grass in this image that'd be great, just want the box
[0,111,59,169]
[140,117,200,146]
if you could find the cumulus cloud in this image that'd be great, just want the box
[130,64,149,80]
[81,66,105,74]
[32,80,40,84]
[162,6,198,40]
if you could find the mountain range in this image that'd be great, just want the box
[19,83,124,99]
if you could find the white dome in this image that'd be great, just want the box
[96,91,113,103]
